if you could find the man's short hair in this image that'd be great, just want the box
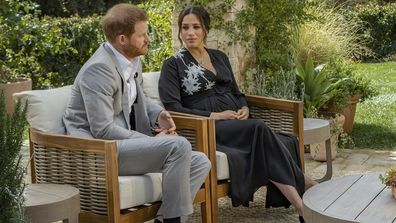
[102,4,147,42]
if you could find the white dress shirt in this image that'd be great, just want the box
[106,42,139,111]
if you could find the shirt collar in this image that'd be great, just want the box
[106,42,139,80]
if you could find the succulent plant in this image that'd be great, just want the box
[379,167,396,187]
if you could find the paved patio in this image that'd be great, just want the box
[186,148,396,223]
[21,141,396,223]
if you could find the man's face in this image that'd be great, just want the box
[122,21,149,60]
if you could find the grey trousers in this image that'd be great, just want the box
[117,135,211,219]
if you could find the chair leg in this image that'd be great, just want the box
[210,188,219,223]
[200,201,211,223]
[201,178,212,223]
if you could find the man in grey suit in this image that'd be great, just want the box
[63,4,211,223]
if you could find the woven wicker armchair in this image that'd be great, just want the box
[205,95,304,222]
[143,71,305,223]
[28,115,212,223]
[15,86,213,223]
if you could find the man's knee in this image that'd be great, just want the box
[193,152,211,173]
[169,136,192,157]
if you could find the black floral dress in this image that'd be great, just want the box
[159,48,305,207]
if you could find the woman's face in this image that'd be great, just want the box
[180,13,206,49]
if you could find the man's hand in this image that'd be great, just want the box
[209,110,238,120]
[154,111,177,136]
[237,106,249,120]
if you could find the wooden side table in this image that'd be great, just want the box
[303,172,396,223]
[24,184,80,223]
[304,118,332,182]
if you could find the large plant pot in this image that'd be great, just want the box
[0,78,32,114]
[339,95,360,134]
[327,95,360,134]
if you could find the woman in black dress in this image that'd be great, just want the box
[159,6,315,222]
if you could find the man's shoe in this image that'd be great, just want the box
[154,219,162,223]
[299,215,305,223]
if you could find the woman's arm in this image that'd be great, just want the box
[159,58,211,117]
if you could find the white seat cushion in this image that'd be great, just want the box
[119,173,162,209]
[142,71,163,107]
[216,151,230,180]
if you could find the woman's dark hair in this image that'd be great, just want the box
[177,6,211,46]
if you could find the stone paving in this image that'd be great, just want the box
[187,148,396,223]
[21,140,396,223]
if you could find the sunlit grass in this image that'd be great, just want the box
[351,61,396,150]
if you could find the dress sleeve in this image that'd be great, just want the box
[159,58,211,117]
[221,52,248,108]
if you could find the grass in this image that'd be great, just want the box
[351,61,396,150]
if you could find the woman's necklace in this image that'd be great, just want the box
[198,56,205,66]
[191,49,205,66]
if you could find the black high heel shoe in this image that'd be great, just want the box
[299,215,305,223]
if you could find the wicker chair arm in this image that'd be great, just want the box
[29,128,119,219]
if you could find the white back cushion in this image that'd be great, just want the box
[142,71,163,107]
[13,86,72,133]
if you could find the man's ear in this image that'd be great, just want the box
[118,34,126,45]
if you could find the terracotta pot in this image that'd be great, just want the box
[327,95,360,134]
[392,186,396,200]
[0,78,32,114]
[339,95,360,134]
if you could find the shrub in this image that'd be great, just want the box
[250,0,307,72]
[139,0,174,72]
[352,2,396,60]
[325,59,378,110]
[33,0,142,17]
[0,63,17,84]
[0,13,103,89]
[290,1,371,66]
[0,0,173,88]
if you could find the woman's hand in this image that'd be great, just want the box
[237,106,249,120]
[210,110,238,120]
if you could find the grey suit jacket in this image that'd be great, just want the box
[63,43,163,139]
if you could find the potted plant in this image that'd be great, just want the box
[295,56,350,158]
[379,167,396,199]
[323,60,378,133]
[0,92,29,222]
[0,63,32,114]
[295,55,346,118]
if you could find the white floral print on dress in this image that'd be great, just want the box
[173,49,215,95]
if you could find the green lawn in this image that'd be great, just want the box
[351,61,396,150]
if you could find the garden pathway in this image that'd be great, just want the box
[20,141,396,223]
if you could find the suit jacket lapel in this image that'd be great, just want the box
[102,44,131,129]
